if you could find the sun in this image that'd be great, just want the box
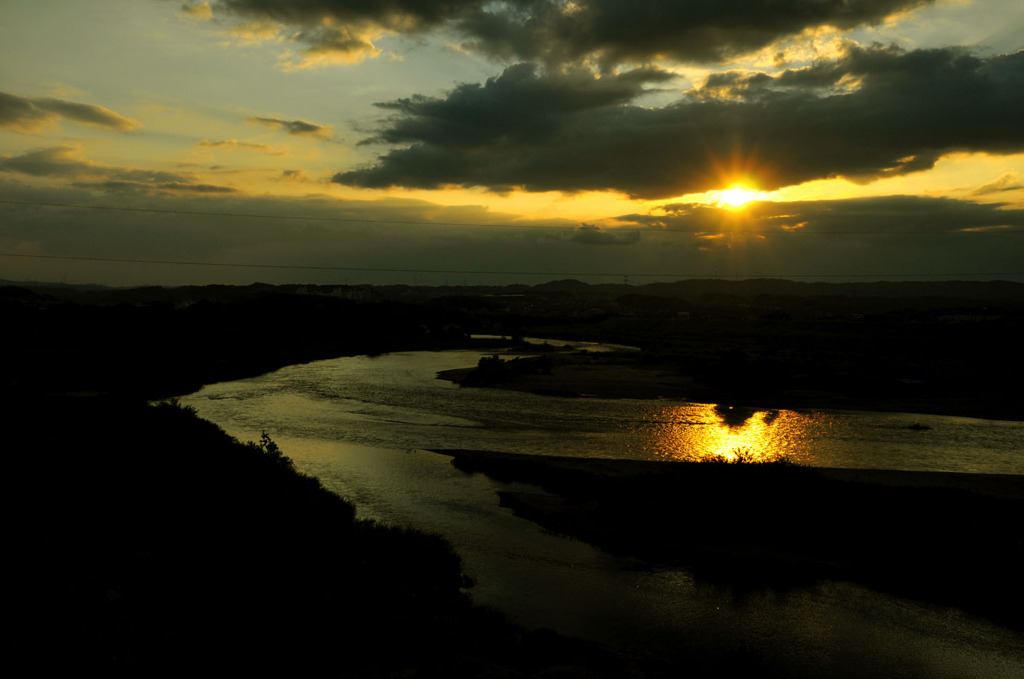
[715,185,762,209]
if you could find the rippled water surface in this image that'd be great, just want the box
[184,343,1023,474]
[179,344,1024,678]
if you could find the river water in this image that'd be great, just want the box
[178,343,1024,678]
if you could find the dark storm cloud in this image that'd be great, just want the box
[0,147,236,195]
[248,116,333,139]
[455,0,936,67]
[334,47,1024,199]
[0,91,141,132]
[359,63,675,147]
[199,0,934,66]
[209,0,474,28]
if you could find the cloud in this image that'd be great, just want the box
[277,169,313,183]
[359,63,675,147]
[970,173,1024,196]
[623,195,1024,235]
[248,116,333,139]
[76,180,238,194]
[0,146,236,195]
[199,0,937,68]
[3,183,1019,287]
[224,21,282,44]
[610,194,1024,277]
[282,22,386,68]
[334,47,1024,199]
[0,147,183,183]
[570,223,642,246]
[0,146,97,178]
[198,139,287,155]
[208,0,464,32]
[180,2,213,21]
[0,91,142,133]
[217,19,385,68]
[454,0,937,67]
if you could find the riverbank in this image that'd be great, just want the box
[438,353,695,400]
[431,448,1024,631]
[437,348,1024,421]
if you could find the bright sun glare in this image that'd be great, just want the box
[715,185,761,209]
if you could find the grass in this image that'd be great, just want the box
[697,446,795,465]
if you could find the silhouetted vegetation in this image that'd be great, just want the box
[0,283,480,400]
[12,395,640,675]
[461,354,555,387]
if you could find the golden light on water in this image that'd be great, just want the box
[637,403,810,463]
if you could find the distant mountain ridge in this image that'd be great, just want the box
[534,278,1024,300]
[3,277,1023,304]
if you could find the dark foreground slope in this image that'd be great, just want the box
[11,395,633,676]
[2,285,643,675]
[0,284,475,400]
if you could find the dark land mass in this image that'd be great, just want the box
[1,281,484,401]
[437,341,1022,419]
[433,449,1024,632]
[6,277,1024,418]
[426,279,1024,421]
[4,278,1024,674]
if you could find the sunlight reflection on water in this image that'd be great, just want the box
[640,404,801,462]
[184,347,1024,474]
[619,400,1022,473]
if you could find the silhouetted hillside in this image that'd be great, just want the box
[0,285,473,399]
[12,395,636,675]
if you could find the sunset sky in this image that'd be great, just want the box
[1,0,1022,286]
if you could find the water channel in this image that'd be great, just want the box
[178,342,1024,678]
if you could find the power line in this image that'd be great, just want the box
[2,198,1020,236]
[1,251,1020,280]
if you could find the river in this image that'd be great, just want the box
[178,342,1024,678]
